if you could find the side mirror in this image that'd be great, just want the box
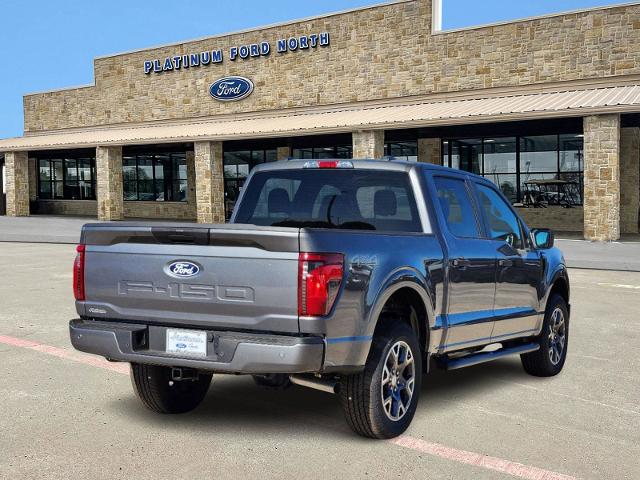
[530,228,554,249]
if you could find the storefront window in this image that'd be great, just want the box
[38,155,96,200]
[384,141,418,161]
[291,145,353,159]
[223,148,277,219]
[123,152,187,202]
[450,139,482,174]
[483,137,517,203]
[520,135,558,173]
[442,133,584,205]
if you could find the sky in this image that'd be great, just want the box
[0,0,626,139]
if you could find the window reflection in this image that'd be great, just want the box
[37,155,96,200]
[291,145,353,159]
[123,152,188,202]
[223,148,278,219]
[442,134,584,206]
[384,141,418,161]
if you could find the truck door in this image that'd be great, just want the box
[472,182,541,342]
[431,175,497,351]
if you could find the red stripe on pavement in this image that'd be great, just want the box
[0,334,129,375]
[392,436,578,480]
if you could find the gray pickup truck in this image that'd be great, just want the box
[70,159,570,439]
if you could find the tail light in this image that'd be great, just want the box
[298,253,344,317]
[73,245,86,301]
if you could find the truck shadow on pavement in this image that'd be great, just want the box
[108,357,536,437]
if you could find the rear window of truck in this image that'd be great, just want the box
[234,169,422,232]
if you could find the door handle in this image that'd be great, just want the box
[452,258,470,268]
[498,259,514,267]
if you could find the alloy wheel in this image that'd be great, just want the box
[547,308,566,366]
[381,340,416,421]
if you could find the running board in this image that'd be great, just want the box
[444,343,540,370]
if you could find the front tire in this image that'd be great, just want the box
[130,363,212,414]
[340,321,422,439]
[521,294,569,377]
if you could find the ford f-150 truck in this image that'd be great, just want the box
[70,159,570,439]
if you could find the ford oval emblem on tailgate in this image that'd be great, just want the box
[168,261,201,278]
[209,76,254,102]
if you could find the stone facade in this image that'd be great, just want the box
[353,130,384,159]
[194,141,225,223]
[620,127,640,234]
[22,1,640,132]
[96,146,124,221]
[518,206,584,233]
[418,138,441,164]
[5,152,29,216]
[5,0,640,241]
[277,146,292,161]
[583,114,621,241]
[124,201,195,220]
[36,200,98,217]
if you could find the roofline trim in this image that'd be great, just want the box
[23,83,95,97]
[3,104,640,153]
[433,1,640,35]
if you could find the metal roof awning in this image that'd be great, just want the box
[2,84,640,152]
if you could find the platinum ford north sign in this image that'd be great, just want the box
[144,32,330,74]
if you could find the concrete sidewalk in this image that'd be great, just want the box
[1,215,639,271]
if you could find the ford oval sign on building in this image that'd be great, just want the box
[209,76,254,102]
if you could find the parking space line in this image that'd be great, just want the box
[0,333,579,480]
[597,282,640,289]
[0,334,129,375]
[392,436,578,480]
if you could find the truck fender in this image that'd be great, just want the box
[365,267,436,354]
[544,267,570,308]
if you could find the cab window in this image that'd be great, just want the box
[476,183,523,249]
[433,176,480,238]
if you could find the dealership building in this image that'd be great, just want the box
[1,0,640,240]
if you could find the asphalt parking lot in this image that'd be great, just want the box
[1,243,638,480]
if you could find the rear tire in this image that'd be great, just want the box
[340,321,422,439]
[130,363,212,414]
[252,374,292,390]
[521,294,569,377]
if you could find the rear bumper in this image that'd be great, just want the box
[69,319,324,374]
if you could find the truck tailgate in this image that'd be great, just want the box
[78,223,301,333]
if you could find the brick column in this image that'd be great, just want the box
[96,146,124,221]
[620,127,640,234]
[418,138,442,164]
[194,141,225,224]
[5,151,30,217]
[277,146,291,160]
[583,114,621,241]
[353,130,384,159]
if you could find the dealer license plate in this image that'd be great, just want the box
[166,328,207,357]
